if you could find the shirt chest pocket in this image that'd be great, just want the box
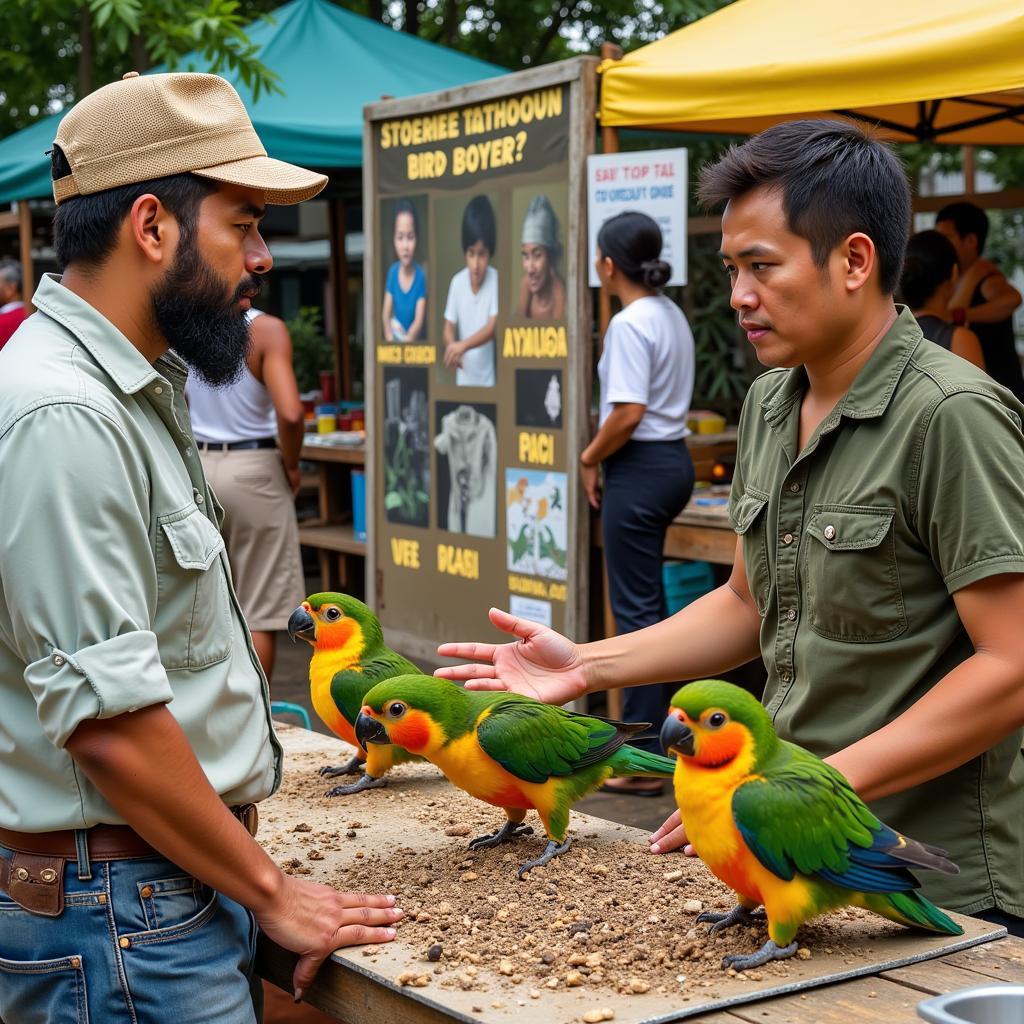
[154,506,232,670]
[803,506,907,643]
[732,489,771,615]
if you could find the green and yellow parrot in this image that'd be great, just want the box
[355,674,677,876]
[287,592,424,796]
[659,680,962,972]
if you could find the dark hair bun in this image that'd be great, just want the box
[641,259,671,289]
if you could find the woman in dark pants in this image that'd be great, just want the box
[583,211,696,794]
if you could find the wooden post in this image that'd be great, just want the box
[18,201,33,312]
[963,146,976,196]
[597,43,622,350]
[328,197,351,400]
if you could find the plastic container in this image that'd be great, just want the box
[351,470,367,542]
[917,984,1024,1024]
[662,560,715,616]
[315,404,337,434]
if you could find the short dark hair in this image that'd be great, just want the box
[935,201,989,252]
[597,211,671,289]
[51,145,216,270]
[461,194,496,255]
[899,230,958,308]
[394,198,418,236]
[698,119,911,295]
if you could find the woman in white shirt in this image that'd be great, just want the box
[583,211,696,794]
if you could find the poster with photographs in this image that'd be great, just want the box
[379,195,429,343]
[365,61,595,658]
[515,369,563,429]
[505,469,568,581]
[383,367,430,528]
[434,402,497,537]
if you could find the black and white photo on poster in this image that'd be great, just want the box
[383,367,430,528]
[434,402,497,537]
[515,368,563,429]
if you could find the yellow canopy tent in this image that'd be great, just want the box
[599,0,1024,145]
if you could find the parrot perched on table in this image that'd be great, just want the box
[659,679,962,973]
[287,592,424,796]
[354,674,677,876]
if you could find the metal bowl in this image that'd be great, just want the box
[917,984,1024,1024]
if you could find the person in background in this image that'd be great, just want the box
[900,230,985,370]
[0,258,28,352]
[443,194,498,386]
[517,194,567,321]
[585,210,695,795]
[382,198,426,342]
[935,201,1023,399]
[186,308,306,683]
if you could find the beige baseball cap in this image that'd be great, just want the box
[52,71,327,206]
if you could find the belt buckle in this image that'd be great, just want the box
[236,804,259,838]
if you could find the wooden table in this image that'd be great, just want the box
[256,726,1011,1024]
[298,442,366,590]
[665,489,734,568]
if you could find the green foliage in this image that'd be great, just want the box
[0,0,279,136]
[383,429,429,521]
[285,306,333,393]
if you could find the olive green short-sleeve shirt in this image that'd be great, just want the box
[729,307,1024,915]
[0,275,282,831]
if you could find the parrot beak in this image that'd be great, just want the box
[660,715,695,758]
[355,711,390,747]
[287,605,316,644]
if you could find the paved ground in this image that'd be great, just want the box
[270,628,678,835]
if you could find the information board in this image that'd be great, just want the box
[363,59,596,663]
[587,147,688,287]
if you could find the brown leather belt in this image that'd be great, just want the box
[0,804,259,861]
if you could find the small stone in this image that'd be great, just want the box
[541,951,556,965]
[460,871,478,882]
[627,977,650,994]
[590,864,609,876]
[683,899,704,914]
[868,992,877,999]
[498,960,514,976]
[355,851,364,858]
[427,943,443,962]
[307,850,324,861]
[544,977,559,989]
[566,970,584,987]
[346,821,363,829]
[293,822,312,832]
[346,830,357,839]
[663,870,683,882]
[528,989,541,1000]
[445,825,472,836]
[796,947,812,960]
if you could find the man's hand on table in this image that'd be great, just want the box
[254,873,404,1002]
[435,607,588,706]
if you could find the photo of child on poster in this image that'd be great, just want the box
[515,190,566,321]
[506,469,568,581]
[434,402,497,537]
[383,367,430,527]
[442,195,498,387]
[382,197,427,342]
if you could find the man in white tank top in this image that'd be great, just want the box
[185,309,305,681]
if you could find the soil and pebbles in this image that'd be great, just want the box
[260,749,905,1009]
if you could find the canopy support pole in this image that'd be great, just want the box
[18,201,33,312]
[963,146,976,195]
[597,43,623,351]
[328,197,350,400]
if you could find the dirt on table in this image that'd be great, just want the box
[261,744,905,1006]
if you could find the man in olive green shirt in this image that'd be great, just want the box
[0,73,401,1022]
[438,121,1024,934]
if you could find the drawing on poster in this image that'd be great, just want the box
[515,368,563,429]
[505,469,568,580]
[383,367,430,527]
[434,402,497,537]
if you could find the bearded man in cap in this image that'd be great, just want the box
[0,72,402,1023]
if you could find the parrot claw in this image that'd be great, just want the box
[325,774,388,797]
[319,755,365,778]
[468,822,535,850]
[517,837,573,878]
[698,905,765,935]
[721,939,798,972]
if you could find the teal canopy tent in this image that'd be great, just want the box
[0,0,505,203]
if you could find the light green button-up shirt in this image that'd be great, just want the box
[0,275,281,831]
[729,307,1024,916]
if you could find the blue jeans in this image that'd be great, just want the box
[0,843,260,1023]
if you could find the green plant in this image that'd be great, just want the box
[384,429,428,521]
[285,306,333,394]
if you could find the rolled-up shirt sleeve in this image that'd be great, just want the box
[0,403,174,748]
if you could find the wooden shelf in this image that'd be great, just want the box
[298,523,366,556]
[300,443,365,465]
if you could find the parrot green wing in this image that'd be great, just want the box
[475,698,632,783]
[331,648,420,725]
[732,742,956,892]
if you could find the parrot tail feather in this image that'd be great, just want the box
[608,744,677,778]
[862,890,963,936]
